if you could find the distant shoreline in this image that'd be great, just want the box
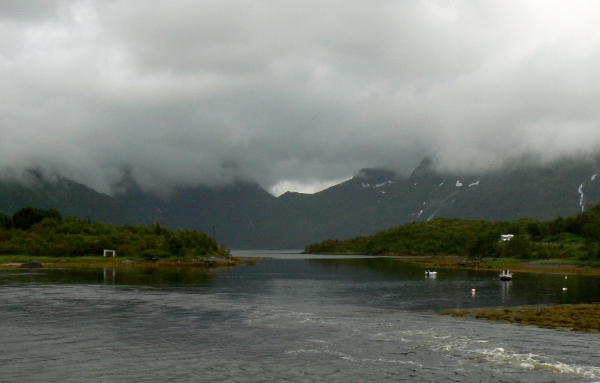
[4,254,598,275]
[0,257,245,269]
[393,255,600,276]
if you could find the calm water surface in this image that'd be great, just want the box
[1,252,599,382]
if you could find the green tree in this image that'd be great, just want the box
[0,212,12,229]
[466,231,499,259]
[12,207,62,231]
[168,236,184,256]
[581,210,600,257]
[526,222,541,240]
[501,234,532,259]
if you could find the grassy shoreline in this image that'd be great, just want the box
[0,255,244,269]
[20,254,591,273]
[3,253,598,274]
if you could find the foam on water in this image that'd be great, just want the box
[372,325,600,381]
[479,349,600,379]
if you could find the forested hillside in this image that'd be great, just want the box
[0,207,229,259]
[304,203,600,261]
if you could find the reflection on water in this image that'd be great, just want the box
[0,256,599,382]
[300,257,600,310]
[501,280,512,303]
[1,257,599,310]
[0,266,218,287]
[103,267,115,282]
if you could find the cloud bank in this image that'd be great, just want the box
[2,0,600,195]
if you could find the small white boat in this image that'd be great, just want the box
[499,269,513,281]
[425,270,437,277]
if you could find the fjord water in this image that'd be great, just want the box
[1,253,599,382]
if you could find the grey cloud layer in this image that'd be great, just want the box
[1,0,600,195]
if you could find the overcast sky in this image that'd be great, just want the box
[2,1,600,196]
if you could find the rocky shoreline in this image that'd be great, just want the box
[440,304,600,333]
[402,255,600,333]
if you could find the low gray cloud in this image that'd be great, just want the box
[1,0,600,195]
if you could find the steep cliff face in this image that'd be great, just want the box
[2,158,600,249]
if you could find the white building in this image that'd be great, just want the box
[103,249,117,257]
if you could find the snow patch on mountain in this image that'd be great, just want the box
[374,181,392,188]
[592,174,598,181]
[468,181,480,187]
[362,180,394,188]
[456,181,463,187]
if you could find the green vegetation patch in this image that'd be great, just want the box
[0,255,109,264]
[0,207,229,259]
[304,203,600,263]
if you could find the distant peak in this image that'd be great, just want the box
[419,157,434,167]
[353,168,398,182]
[409,157,436,178]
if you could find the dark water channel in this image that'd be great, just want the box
[0,253,599,382]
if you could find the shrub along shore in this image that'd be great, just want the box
[0,207,238,268]
[304,203,600,274]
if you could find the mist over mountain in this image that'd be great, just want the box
[4,2,600,198]
[2,156,600,249]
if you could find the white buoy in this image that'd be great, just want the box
[565,276,568,279]
[562,287,568,291]
[471,288,476,293]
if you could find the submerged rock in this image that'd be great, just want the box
[19,260,43,268]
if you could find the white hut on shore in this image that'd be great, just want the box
[103,249,117,257]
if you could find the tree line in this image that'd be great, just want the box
[0,207,228,258]
[304,203,600,260]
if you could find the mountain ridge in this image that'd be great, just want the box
[2,157,600,249]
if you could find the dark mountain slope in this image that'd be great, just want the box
[0,176,133,224]
[149,182,278,249]
[401,158,600,222]
[2,157,600,249]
